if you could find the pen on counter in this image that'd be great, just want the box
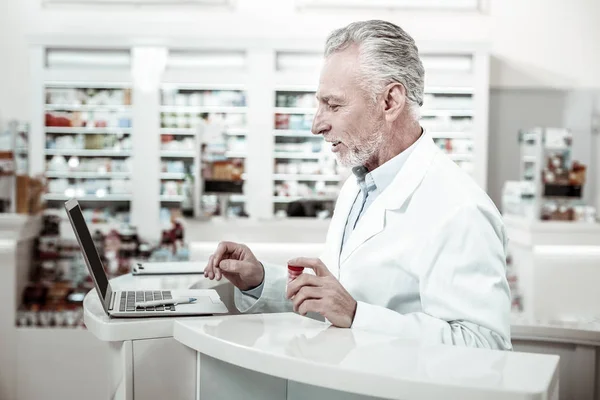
[136,297,197,308]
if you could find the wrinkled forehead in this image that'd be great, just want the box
[316,48,364,101]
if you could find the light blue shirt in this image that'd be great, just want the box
[244,131,424,298]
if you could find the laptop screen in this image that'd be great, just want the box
[65,200,110,300]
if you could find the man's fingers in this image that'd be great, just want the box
[297,299,322,316]
[292,286,323,313]
[204,256,211,278]
[287,274,322,299]
[212,241,239,268]
[219,259,248,274]
[287,257,332,277]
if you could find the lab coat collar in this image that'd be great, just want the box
[336,130,439,265]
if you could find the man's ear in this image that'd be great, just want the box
[383,83,406,122]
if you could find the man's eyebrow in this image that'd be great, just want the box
[316,94,345,103]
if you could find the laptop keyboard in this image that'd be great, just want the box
[119,291,176,312]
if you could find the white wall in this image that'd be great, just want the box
[2,0,600,122]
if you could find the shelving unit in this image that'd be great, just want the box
[272,89,341,217]
[159,86,248,218]
[30,43,490,224]
[43,84,133,224]
[42,193,132,202]
[421,85,477,176]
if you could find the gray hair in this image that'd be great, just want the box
[324,20,425,120]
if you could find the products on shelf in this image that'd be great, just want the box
[274,181,339,198]
[161,160,187,174]
[274,114,314,130]
[45,112,132,129]
[540,202,596,222]
[274,158,338,176]
[161,136,196,152]
[504,127,597,223]
[422,93,473,110]
[203,160,244,181]
[161,112,246,130]
[45,134,132,151]
[46,156,131,174]
[433,138,473,154]
[46,87,132,106]
[276,92,316,108]
[420,116,473,133]
[199,195,247,218]
[274,141,324,154]
[161,89,246,107]
[47,178,131,197]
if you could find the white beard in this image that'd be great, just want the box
[336,129,385,168]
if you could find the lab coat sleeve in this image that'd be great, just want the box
[351,204,513,350]
[234,262,293,314]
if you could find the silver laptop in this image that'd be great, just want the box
[65,199,228,318]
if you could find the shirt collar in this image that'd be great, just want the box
[352,128,424,195]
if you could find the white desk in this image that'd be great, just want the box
[174,312,559,400]
[83,273,237,400]
[511,313,600,400]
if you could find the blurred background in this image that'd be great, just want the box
[1,1,600,399]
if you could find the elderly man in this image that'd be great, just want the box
[204,20,512,350]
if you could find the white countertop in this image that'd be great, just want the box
[504,215,600,246]
[174,313,559,400]
[85,274,600,347]
[511,312,600,346]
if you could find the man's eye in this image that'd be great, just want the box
[328,104,340,111]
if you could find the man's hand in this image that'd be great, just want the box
[203,241,264,291]
[286,257,357,328]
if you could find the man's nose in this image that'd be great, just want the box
[311,108,331,136]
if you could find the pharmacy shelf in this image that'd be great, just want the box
[45,171,130,179]
[45,149,131,157]
[160,173,187,180]
[45,104,131,112]
[160,128,197,136]
[424,87,474,95]
[160,195,185,202]
[274,152,321,160]
[160,106,248,114]
[160,151,195,158]
[160,127,248,136]
[273,195,337,203]
[274,107,316,115]
[43,193,131,202]
[225,151,247,159]
[421,109,474,118]
[430,132,473,139]
[45,127,132,135]
[274,130,316,138]
[225,128,248,136]
[273,174,340,181]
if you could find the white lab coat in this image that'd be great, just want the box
[236,131,512,350]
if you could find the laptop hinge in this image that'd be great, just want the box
[108,291,116,311]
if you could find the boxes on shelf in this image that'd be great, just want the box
[502,127,597,222]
